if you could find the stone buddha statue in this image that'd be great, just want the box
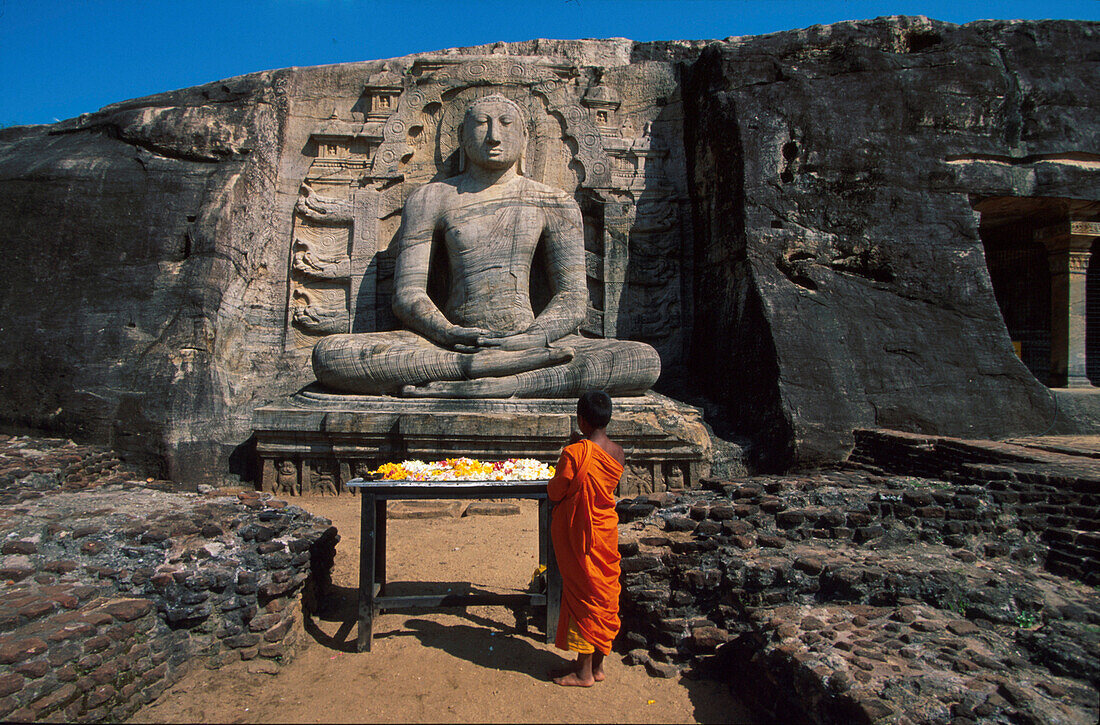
[311,95,661,398]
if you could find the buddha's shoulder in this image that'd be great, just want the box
[405,179,455,205]
[515,177,578,207]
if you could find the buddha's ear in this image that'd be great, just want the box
[458,146,466,174]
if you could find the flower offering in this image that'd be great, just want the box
[369,457,554,481]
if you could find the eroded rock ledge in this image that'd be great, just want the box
[616,432,1099,724]
[0,435,337,722]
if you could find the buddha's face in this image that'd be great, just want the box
[461,99,525,171]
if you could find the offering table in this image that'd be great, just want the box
[346,477,560,653]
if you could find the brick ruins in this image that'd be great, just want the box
[1,428,1097,722]
[0,435,337,721]
[616,430,1099,723]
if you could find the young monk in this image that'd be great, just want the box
[548,390,625,687]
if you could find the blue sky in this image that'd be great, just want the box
[2,0,1097,126]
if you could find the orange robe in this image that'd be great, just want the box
[548,439,623,655]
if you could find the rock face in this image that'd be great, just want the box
[0,19,1097,482]
[686,18,1099,468]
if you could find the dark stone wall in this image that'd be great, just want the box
[685,17,1099,468]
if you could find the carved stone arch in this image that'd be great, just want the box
[369,57,614,190]
[433,84,574,188]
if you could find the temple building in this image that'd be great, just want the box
[979,197,1100,387]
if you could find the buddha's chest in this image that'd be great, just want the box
[440,199,544,262]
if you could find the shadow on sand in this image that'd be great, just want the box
[305,581,760,718]
[303,580,570,680]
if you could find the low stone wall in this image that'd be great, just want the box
[615,444,1100,723]
[0,435,337,721]
[849,429,1100,584]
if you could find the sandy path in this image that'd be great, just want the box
[134,495,754,724]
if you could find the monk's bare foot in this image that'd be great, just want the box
[592,652,606,681]
[553,672,595,687]
[549,663,579,679]
[401,377,520,398]
[465,346,573,378]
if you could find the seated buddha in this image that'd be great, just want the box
[311,94,660,398]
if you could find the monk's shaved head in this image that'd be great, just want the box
[578,390,612,429]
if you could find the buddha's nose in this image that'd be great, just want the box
[485,120,501,143]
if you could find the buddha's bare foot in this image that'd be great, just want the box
[552,672,595,687]
[465,346,573,378]
[401,377,521,398]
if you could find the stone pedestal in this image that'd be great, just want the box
[252,387,711,496]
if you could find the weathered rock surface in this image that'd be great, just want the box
[0,18,1097,481]
[686,17,1099,468]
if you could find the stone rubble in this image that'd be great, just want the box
[616,431,1099,724]
[0,434,337,722]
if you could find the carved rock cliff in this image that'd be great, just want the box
[0,18,1096,481]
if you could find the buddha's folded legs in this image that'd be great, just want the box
[400,336,661,398]
[513,336,660,397]
[312,331,575,395]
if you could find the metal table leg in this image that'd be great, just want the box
[376,499,387,597]
[544,500,561,645]
[357,492,377,652]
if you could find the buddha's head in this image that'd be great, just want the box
[460,94,526,173]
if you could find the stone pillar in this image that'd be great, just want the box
[1039,220,1100,388]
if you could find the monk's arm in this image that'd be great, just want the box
[525,195,588,344]
[392,186,484,349]
[547,447,578,502]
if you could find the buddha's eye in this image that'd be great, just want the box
[500,115,514,125]
[475,114,490,123]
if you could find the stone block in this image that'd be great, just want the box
[247,660,280,675]
[462,502,521,517]
[664,516,695,532]
[263,618,294,643]
[0,636,48,665]
[29,683,80,717]
[255,393,710,495]
[620,555,661,573]
[223,633,261,649]
[757,534,786,549]
[387,501,463,519]
[102,599,154,622]
[14,659,48,679]
[0,673,22,698]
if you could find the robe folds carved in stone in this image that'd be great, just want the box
[548,439,623,655]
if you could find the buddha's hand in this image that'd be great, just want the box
[445,325,496,353]
[475,332,549,351]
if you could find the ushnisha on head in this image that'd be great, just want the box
[460,94,527,173]
[577,390,613,431]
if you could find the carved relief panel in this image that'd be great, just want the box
[284,57,691,368]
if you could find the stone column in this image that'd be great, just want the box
[1039,220,1100,388]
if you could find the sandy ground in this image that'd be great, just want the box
[133,495,755,724]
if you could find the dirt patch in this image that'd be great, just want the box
[134,494,754,723]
